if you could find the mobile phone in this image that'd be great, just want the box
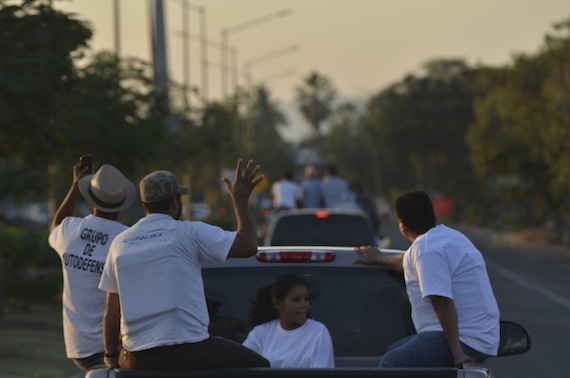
[79,154,93,173]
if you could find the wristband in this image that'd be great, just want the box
[105,352,119,359]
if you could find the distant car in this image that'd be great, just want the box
[190,202,211,220]
[263,208,381,247]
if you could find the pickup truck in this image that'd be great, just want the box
[86,247,530,378]
[262,208,383,247]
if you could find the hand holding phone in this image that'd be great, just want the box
[79,154,93,174]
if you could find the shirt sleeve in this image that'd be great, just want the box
[310,323,335,368]
[242,327,262,354]
[192,221,237,261]
[48,217,77,255]
[415,249,453,299]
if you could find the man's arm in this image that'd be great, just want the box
[353,246,404,272]
[50,163,89,232]
[222,159,264,258]
[431,295,474,367]
[103,292,122,369]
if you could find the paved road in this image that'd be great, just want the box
[383,219,570,377]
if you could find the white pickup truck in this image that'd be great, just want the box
[86,247,530,378]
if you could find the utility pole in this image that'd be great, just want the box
[182,0,190,117]
[113,0,120,56]
[149,0,174,131]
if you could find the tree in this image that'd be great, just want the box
[249,85,294,182]
[295,71,336,136]
[0,0,92,161]
[67,52,167,172]
[320,102,377,192]
[361,59,481,216]
[0,0,92,201]
[467,17,570,240]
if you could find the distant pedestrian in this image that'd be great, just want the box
[321,165,350,208]
[243,273,334,368]
[350,181,382,237]
[300,165,323,208]
[271,170,302,212]
[48,162,135,371]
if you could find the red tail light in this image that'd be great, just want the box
[256,251,336,262]
[314,210,330,219]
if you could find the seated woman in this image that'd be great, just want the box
[242,273,335,368]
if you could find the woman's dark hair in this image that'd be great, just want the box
[395,190,436,234]
[247,273,311,329]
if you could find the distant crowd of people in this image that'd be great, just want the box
[270,164,383,237]
[47,157,500,373]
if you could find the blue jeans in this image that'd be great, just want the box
[379,331,492,368]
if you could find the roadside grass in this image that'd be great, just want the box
[0,302,83,378]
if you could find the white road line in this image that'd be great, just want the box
[486,260,570,311]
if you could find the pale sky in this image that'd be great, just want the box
[56,0,570,141]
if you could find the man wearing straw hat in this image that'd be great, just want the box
[48,162,135,371]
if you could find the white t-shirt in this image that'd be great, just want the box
[243,318,335,368]
[403,224,500,356]
[321,176,350,208]
[48,214,128,358]
[99,213,236,352]
[271,180,301,209]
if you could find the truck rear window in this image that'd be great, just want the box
[203,266,415,356]
[268,214,377,246]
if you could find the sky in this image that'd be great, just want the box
[55,0,570,141]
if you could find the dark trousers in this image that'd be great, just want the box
[72,351,105,371]
[119,336,269,371]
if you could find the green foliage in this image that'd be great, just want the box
[296,71,336,135]
[467,17,570,235]
[359,59,480,218]
[65,51,167,173]
[249,86,295,182]
[319,102,378,193]
[0,0,92,164]
[0,222,61,308]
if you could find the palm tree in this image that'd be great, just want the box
[295,71,336,136]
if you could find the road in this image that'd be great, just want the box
[383,219,570,377]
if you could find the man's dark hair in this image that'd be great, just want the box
[142,197,172,213]
[395,190,436,234]
[325,165,338,176]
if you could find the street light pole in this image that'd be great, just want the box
[243,44,300,154]
[149,0,172,129]
[243,44,300,92]
[221,8,293,100]
[172,1,209,106]
[181,0,190,117]
[113,0,120,56]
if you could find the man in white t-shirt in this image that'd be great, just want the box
[271,170,301,212]
[354,190,499,368]
[321,165,351,209]
[48,162,136,371]
[99,159,269,371]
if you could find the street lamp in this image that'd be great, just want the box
[172,0,209,114]
[221,8,293,99]
[243,44,300,95]
[242,44,299,155]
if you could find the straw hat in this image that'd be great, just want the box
[78,164,136,212]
